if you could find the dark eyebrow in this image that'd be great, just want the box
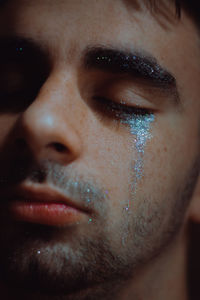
[83,46,180,103]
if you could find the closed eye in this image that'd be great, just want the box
[93,96,154,121]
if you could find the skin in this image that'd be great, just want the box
[0,0,200,299]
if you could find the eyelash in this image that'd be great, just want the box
[93,96,154,121]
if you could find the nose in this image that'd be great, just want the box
[13,79,83,165]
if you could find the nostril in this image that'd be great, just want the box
[51,142,67,153]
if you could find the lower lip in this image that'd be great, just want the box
[9,201,84,226]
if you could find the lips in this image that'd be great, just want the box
[4,185,89,227]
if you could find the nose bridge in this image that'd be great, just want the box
[15,72,83,164]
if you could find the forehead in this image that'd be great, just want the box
[0,1,195,41]
[0,0,199,106]
[0,0,197,54]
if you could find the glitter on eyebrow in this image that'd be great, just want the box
[87,49,175,86]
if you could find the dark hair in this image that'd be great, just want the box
[155,0,200,25]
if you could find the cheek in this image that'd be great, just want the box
[139,118,198,205]
[87,133,135,199]
[81,120,142,212]
[139,144,170,202]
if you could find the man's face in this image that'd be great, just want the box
[0,0,199,299]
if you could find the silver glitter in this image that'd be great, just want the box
[123,114,154,176]
[122,113,155,210]
[88,218,93,224]
[86,198,91,204]
[58,177,108,213]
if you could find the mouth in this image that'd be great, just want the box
[3,184,90,227]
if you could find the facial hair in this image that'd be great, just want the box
[0,158,199,300]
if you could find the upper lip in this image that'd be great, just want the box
[3,184,90,214]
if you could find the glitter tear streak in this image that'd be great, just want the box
[123,113,155,210]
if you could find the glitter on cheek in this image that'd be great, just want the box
[130,114,155,179]
[122,113,155,210]
[88,218,93,224]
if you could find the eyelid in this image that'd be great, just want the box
[93,96,155,118]
[94,90,157,112]
[93,76,158,108]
